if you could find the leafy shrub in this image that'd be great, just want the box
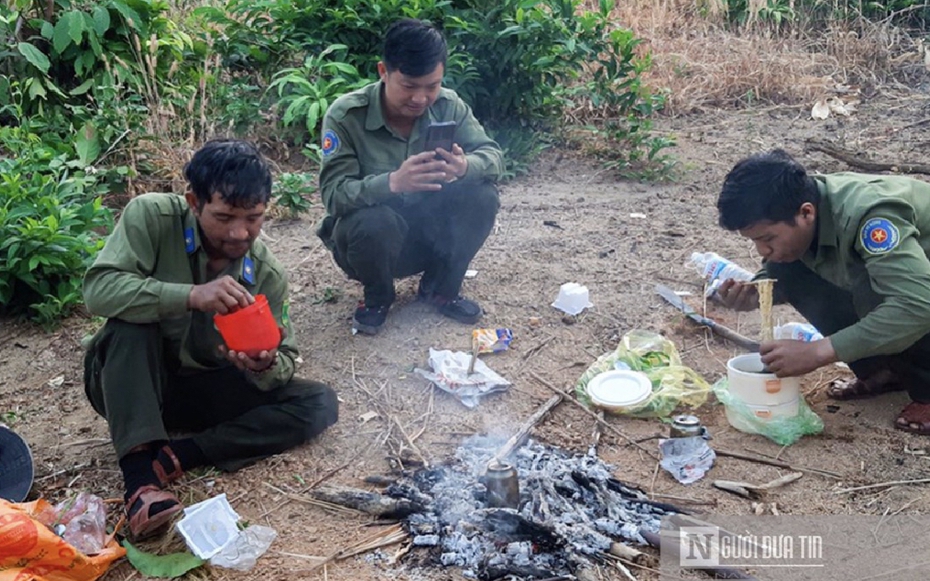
[197,0,449,77]
[5,0,197,113]
[209,0,671,177]
[0,129,115,325]
[272,172,316,216]
[267,44,369,147]
[443,0,672,175]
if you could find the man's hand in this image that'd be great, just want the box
[389,150,461,193]
[435,143,468,180]
[218,326,285,373]
[716,279,759,311]
[760,338,837,377]
[188,275,254,314]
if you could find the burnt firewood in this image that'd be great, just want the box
[483,564,556,581]
[606,476,691,514]
[482,508,564,552]
[609,541,649,565]
[309,485,426,518]
[363,475,398,487]
[385,480,433,507]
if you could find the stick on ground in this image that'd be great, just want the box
[491,393,563,463]
[467,339,480,375]
[834,477,930,494]
[806,137,930,175]
[715,448,842,479]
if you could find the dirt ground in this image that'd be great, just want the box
[3,89,930,581]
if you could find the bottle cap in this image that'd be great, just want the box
[673,414,701,427]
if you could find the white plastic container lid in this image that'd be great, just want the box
[175,494,242,559]
[586,370,652,408]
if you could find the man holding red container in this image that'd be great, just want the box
[82,140,339,540]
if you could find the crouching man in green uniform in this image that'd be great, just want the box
[82,140,338,540]
[715,149,930,435]
[317,18,503,335]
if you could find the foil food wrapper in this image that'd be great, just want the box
[473,328,514,354]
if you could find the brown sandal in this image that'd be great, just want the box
[895,402,930,436]
[126,484,183,541]
[153,445,185,487]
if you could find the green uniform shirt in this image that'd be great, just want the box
[317,81,503,233]
[83,193,297,391]
[765,173,930,362]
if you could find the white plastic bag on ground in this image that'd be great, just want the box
[658,437,716,484]
[176,494,276,570]
[210,525,277,571]
[415,348,511,408]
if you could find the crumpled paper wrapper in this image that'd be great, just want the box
[415,348,511,408]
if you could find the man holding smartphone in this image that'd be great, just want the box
[318,18,503,335]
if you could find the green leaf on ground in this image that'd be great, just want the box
[122,540,204,578]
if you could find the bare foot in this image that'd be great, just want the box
[826,369,902,400]
[895,401,930,436]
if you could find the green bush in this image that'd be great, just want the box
[207,0,671,177]
[267,44,369,149]
[197,0,448,77]
[0,122,115,326]
[273,172,316,216]
[4,0,197,113]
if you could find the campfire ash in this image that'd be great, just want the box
[384,436,678,580]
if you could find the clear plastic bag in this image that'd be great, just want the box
[713,378,823,445]
[210,525,277,571]
[575,330,712,417]
[33,491,108,556]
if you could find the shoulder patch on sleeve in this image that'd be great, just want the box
[860,217,900,254]
[322,130,340,157]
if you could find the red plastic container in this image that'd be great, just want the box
[213,294,281,356]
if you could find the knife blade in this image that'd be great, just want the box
[655,284,760,352]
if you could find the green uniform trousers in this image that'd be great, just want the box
[768,260,930,403]
[325,181,499,307]
[83,319,338,471]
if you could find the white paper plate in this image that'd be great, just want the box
[586,370,652,409]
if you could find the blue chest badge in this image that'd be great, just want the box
[242,256,255,285]
[184,227,195,254]
[322,130,340,157]
[860,217,899,254]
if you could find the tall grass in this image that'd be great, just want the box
[600,0,929,115]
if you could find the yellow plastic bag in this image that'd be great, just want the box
[575,330,711,417]
[0,499,125,581]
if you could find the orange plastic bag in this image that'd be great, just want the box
[0,499,125,581]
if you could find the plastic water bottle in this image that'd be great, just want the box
[774,322,823,342]
[689,252,754,297]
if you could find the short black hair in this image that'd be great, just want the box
[382,18,447,78]
[183,139,272,209]
[717,149,820,231]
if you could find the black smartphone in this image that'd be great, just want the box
[423,120,457,155]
